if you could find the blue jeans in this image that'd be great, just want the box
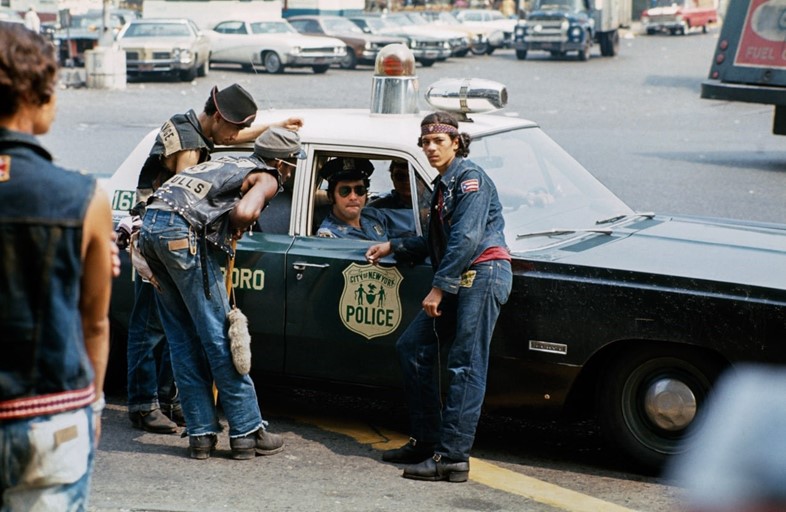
[126,278,178,413]
[396,260,512,462]
[139,209,263,437]
[0,407,95,512]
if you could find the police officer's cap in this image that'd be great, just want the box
[254,127,306,160]
[211,84,257,127]
[320,157,375,183]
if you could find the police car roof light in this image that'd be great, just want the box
[374,43,415,77]
[425,78,508,120]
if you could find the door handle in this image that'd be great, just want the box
[292,261,330,280]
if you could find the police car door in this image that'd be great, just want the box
[283,151,433,389]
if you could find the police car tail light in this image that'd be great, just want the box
[370,43,419,116]
[425,78,508,121]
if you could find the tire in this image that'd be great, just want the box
[599,30,619,57]
[179,64,197,81]
[515,49,527,60]
[577,40,590,61]
[419,58,435,67]
[470,43,488,55]
[340,49,357,70]
[486,46,495,55]
[197,57,208,77]
[596,346,723,472]
[312,64,329,74]
[454,48,469,58]
[263,52,283,74]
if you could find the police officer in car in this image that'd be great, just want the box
[317,157,414,240]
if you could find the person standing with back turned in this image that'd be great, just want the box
[0,22,114,510]
[366,111,512,483]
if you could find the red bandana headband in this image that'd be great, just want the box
[421,123,459,136]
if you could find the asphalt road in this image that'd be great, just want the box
[39,24,785,512]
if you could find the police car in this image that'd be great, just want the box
[104,44,786,472]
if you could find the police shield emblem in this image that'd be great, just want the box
[340,263,403,340]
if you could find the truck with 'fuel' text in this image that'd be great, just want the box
[701,0,786,135]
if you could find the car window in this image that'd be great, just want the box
[124,22,193,38]
[214,21,247,34]
[323,17,364,33]
[251,21,295,34]
[310,152,428,238]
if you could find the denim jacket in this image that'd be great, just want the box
[391,157,508,294]
[0,129,96,403]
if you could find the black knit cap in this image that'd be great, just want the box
[211,84,257,127]
[319,157,375,183]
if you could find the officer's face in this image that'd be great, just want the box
[332,179,367,226]
[420,133,458,173]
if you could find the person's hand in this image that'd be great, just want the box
[422,287,443,318]
[278,117,304,131]
[365,241,392,264]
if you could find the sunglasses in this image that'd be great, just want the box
[391,172,409,183]
[337,185,368,198]
[276,158,297,168]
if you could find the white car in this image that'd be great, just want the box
[422,10,505,54]
[207,19,347,74]
[116,18,211,82]
[453,9,518,48]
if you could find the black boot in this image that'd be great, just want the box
[381,438,435,464]
[402,454,469,482]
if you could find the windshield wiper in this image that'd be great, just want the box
[516,228,612,240]
[594,212,655,225]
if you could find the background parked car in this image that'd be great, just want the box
[349,14,451,66]
[421,9,504,55]
[287,15,405,69]
[116,18,210,81]
[453,8,517,48]
[207,19,346,74]
[384,12,471,57]
[641,0,718,35]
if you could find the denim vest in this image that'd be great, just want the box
[0,129,96,403]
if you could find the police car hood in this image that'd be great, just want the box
[543,214,786,293]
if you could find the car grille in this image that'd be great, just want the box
[124,49,172,61]
[648,14,677,22]
[526,19,565,38]
[412,40,444,50]
[301,47,337,55]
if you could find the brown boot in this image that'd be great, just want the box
[129,408,177,434]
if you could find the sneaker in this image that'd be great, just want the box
[129,408,178,434]
[161,403,186,427]
[189,434,218,460]
[230,429,285,460]
[382,438,435,464]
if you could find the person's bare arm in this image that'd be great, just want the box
[229,172,279,232]
[80,188,114,441]
[171,149,201,173]
[234,117,304,144]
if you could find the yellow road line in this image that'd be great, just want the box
[288,412,638,512]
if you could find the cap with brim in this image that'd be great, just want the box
[212,84,257,127]
[254,127,306,160]
[320,157,375,182]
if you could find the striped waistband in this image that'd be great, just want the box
[0,385,96,421]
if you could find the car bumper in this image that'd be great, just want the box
[515,39,583,52]
[644,20,685,31]
[285,53,344,67]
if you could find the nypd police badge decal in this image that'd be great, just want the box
[340,263,403,339]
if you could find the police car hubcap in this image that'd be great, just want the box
[643,378,697,431]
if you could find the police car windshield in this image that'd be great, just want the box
[472,127,632,253]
